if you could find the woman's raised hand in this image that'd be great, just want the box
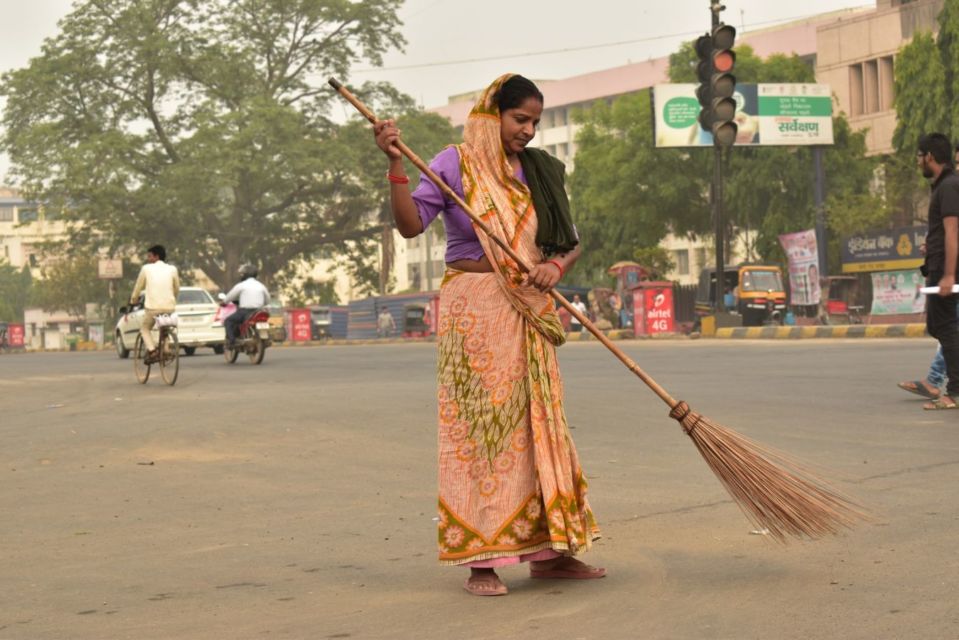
[373,119,403,160]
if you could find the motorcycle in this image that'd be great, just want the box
[217,299,272,365]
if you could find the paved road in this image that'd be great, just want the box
[1,340,957,639]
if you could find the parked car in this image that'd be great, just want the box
[115,287,226,358]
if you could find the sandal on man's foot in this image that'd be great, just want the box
[898,380,941,400]
[923,396,958,410]
[463,572,508,596]
[529,557,607,580]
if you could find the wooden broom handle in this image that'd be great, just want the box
[328,78,677,408]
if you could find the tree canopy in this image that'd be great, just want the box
[0,261,32,322]
[569,44,879,282]
[0,0,456,294]
[31,256,114,322]
[888,4,959,225]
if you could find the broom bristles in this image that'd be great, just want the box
[669,402,867,542]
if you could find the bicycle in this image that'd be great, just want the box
[133,312,180,385]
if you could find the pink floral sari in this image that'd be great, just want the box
[436,75,599,565]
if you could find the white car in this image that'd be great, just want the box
[115,287,226,358]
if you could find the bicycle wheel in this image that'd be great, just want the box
[133,334,151,384]
[159,329,179,386]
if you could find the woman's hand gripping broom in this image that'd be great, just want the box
[329,77,867,542]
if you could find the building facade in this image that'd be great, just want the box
[411,0,943,284]
[0,189,64,275]
[816,0,943,156]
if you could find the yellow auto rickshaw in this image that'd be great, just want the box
[695,264,787,326]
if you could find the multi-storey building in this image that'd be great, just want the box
[0,188,64,274]
[816,0,943,156]
[417,5,928,286]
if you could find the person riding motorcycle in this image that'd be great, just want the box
[221,264,271,349]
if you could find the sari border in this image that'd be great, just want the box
[439,533,602,566]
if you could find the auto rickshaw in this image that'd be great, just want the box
[820,275,864,324]
[695,264,787,326]
[310,305,332,339]
[402,303,431,337]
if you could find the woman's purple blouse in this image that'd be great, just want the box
[411,146,526,263]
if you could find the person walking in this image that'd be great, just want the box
[570,294,587,333]
[897,142,959,403]
[377,307,396,338]
[897,347,946,401]
[916,133,959,410]
[373,74,604,596]
[130,245,180,364]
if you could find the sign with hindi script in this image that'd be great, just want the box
[841,226,927,273]
[652,83,833,148]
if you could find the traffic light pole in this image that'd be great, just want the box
[711,1,725,313]
[812,146,827,277]
[714,145,725,312]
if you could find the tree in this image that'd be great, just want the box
[0,261,32,322]
[888,7,959,226]
[892,32,948,153]
[568,90,708,283]
[276,274,339,307]
[570,44,879,282]
[332,86,455,294]
[0,0,407,292]
[32,256,112,323]
[631,246,675,279]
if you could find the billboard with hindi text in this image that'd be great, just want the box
[653,83,834,148]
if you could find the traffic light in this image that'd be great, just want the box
[695,33,714,130]
[694,24,738,147]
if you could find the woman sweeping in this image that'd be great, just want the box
[373,74,605,596]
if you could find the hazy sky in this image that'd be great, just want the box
[0,0,871,180]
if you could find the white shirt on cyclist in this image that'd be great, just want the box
[131,260,180,310]
[223,278,271,309]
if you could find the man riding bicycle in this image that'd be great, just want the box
[221,264,271,349]
[130,244,180,364]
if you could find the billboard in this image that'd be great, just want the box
[870,270,925,316]
[779,229,822,306]
[652,83,834,148]
[841,226,926,273]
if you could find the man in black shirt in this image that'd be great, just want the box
[918,133,959,409]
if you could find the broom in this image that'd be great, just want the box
[328,78,866,542]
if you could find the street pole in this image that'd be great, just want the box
[711,1,725,313]
[424,226,433,291]
[714,145,725,312]
[812,146,828,277]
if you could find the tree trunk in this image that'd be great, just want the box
[379,223,394,295]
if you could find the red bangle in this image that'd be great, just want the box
[387,172,409,184]
[546,259,565,277]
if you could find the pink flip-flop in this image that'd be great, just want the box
[464,573,508,596]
